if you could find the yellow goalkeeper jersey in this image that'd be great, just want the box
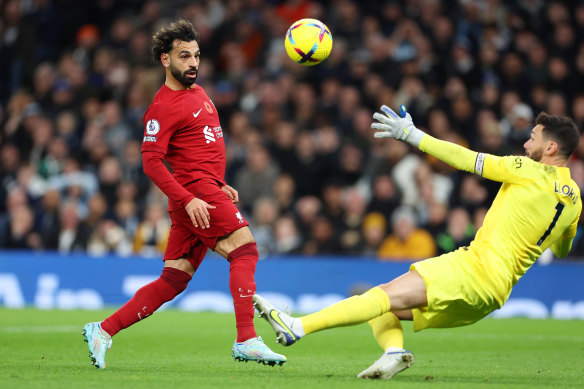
[420,136,581,305]
[471,155,580,287]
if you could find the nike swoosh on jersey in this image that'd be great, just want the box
[193,108,203,117]
[269,310,296,341]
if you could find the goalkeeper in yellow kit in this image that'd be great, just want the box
[253,105,582,379]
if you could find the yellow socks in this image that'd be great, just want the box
[300,286,390,335]
[368,312,403,350]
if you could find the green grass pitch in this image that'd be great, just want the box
[1,309,582,389]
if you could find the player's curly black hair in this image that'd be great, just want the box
[536,112,580,158]
[151,19,200,63]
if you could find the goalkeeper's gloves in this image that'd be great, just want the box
[371,105,426,148]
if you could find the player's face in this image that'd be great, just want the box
[524,124,544,162]
[167,40,200,87]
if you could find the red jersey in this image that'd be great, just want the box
[142,84,226,210]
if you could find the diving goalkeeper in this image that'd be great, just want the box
[253,106,581,379]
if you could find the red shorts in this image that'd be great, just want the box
[163,179,249,270]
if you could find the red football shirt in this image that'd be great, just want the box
[142,84,226,210]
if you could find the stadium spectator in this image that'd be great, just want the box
[435,207,475,255]
[54,200,91,254]
[249,197,279,256]
[132,202,170,258]
[37,189,61,250]
[365,174,401,224]
[506,103,534,153]
[273,215,302,254]
[4,203,39,249]
[234,144,279,213]
[358,212,387,257]
[341,187,368,246]
[304,215,340,255]
[377,205,437,261]
[272,173,296,215]
[87,219,131,257]
[114,198,139,239]
[294,195,322,242]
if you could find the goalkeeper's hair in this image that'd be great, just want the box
[151,19,200,63]
[536,112,580,158]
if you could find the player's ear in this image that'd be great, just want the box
[545,140,559,156]
[161,52,170,68]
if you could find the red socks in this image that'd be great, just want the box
[228,242,259,342]
[101,267,191,337]
[101,244,258,343]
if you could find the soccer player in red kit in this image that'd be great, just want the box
[82,19,286,369]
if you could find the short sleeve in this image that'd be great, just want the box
[141,101,183,155]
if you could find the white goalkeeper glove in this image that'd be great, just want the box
[371,105,426,147]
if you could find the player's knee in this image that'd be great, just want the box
[216,227,255,256]
[160,267,192,295]
[227,242,259,269]
[228,242,258,260]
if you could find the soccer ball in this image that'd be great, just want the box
[284,19,333,66]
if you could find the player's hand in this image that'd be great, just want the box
[185,197,216,229]
[221,185,239,204]
[371,105,425,147]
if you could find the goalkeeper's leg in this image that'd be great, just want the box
[357,311,415,380]
[300,270,427,336]
[254,271,427,345]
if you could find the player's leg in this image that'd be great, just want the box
[83,221,198,369]
[99,258,194,336]
[215,227,257,342]
[215,227,287,365]
[357,310,414,379]
[254,270,427,346]
[82,259,193,368]
[369,311,409,351]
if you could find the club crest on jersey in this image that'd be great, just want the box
[236,212,244,224]
[145,119,160,135]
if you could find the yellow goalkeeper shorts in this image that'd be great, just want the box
[410,247,509,332]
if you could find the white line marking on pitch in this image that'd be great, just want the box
[0,325,80,333]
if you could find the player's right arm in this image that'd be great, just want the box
[549,215,578,258]
[142,102,215,228]
[371,105,529,184]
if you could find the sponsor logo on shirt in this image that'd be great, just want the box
[212,126,223,138]
[203,126,223,144]
[145,119,160,135]
[143,136,157,142]
[203,125,215,143]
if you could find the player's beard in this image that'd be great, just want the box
[527,146,543,162]
[169,61,197,88]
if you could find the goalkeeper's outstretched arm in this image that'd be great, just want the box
[371,105,482,175]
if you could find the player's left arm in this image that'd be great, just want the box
[550,216,578,258]
[221,184,239,203]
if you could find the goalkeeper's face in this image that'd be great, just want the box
[524,125,544,162]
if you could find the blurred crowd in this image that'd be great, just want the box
[1,0,584,261]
